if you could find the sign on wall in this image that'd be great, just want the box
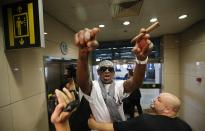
[2,0,45,50]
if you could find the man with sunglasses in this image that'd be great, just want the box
[74,27,152,123]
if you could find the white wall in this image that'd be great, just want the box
[179,20,205,131]
[0,9,78,131]
[162,34,180,97]
[161,20,205,131]
[0,8,13,131]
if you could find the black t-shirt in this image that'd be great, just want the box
[113,114,192,131]
[69,96,92,131]
[123,88,142,115]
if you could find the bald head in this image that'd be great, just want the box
[160,93,181,113]
[151,92,181,117]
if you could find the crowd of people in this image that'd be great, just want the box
[50,27,192,131]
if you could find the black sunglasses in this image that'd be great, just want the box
[99,67,114,72]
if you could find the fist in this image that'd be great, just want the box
[132,28,152,60]
[74,28,100,51]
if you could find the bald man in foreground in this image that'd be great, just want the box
[88,92,192,131]
[51,91,192,131]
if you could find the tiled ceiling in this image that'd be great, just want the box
[43,0,205,41]
[1,0,205,41]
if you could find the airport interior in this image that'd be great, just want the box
[0,0,205,131]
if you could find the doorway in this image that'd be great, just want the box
[43,56,77,131]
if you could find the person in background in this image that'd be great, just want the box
[75,27,152,123]
[61,65,92,131]
[61,65,78,94]
[88,92,192,131]
[123,69,143,119]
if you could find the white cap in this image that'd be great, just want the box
[98,60,114,68]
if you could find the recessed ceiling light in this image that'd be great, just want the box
[150,18,158,23]
[13,67,20,71]
[178,14,188,19]
[99,24,105,28]
[123,21,130,25]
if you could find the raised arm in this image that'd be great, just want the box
[74,28,100,95]
[123,28,153,93]
[51,88,75,131]
[51,104,70,131]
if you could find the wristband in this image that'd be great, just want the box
[149,42,154,49]
[136,57,148,64]
[63,100,80,112]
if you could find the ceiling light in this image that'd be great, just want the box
[44,32,48,35]
[196,62,200,66]
[123,21,130,25]
[99,24,105,28]
[13,67,20,71]
[178,14,188,19]
[150,18,158,23]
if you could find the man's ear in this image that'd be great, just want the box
[164,109,169,114]
[164,106,172,114]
